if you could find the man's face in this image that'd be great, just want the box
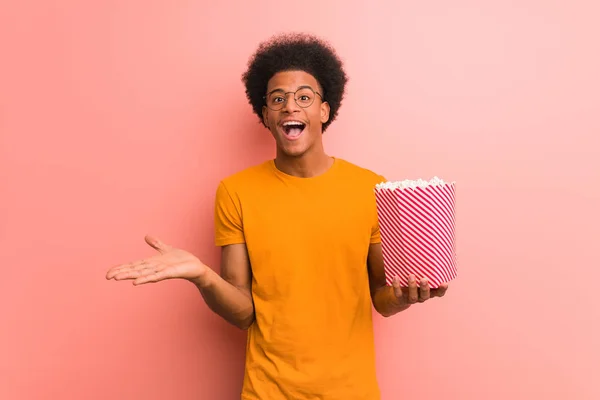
[262,70,330,158]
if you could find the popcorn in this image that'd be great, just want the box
[375,176,449,190]
[374,177,457,288]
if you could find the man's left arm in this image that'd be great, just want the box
[367,243,448,317]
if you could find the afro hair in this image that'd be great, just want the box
[241,32,348,132]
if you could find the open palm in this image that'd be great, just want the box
[106,235,206,286]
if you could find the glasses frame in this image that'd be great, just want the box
[263,86,324,111]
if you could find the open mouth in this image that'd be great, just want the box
[281,121,306,139]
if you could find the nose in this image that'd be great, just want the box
[281,92,300,113]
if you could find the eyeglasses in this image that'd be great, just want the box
[263,86,323,111]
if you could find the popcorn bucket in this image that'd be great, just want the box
[374,177,457,288]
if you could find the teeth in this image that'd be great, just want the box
[282,121,304,127]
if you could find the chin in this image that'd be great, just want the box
[279,144,310,158]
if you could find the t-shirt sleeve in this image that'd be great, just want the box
[214,181,246,246]
[370,174,387,244]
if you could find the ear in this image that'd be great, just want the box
[320,101,330,124]
[262,105,269,128]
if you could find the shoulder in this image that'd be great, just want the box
[214,160,274,215]
[218,160,273,192]
[335,158,387,185]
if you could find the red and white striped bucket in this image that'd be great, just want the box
[374,177,457,288]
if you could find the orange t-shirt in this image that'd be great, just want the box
[214,157,385,400]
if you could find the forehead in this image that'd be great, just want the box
[266,70,320,93]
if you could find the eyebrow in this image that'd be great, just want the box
[266,85,315,95]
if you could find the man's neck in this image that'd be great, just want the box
[274,149,334,178]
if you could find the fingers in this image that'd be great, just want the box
[106,235,173,281]
[108,261,162,280]
[133,267,174,285]
[392,276,403,299]
[398,275,448,304]
[106,258,155,279]
[418,278,430,302]
[431,283,449,298]
[107,258,182,285]
[111,262,176,285]
[407,275,419,303]
[145,235,172,254]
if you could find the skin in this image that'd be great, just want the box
[261,70,332,178]
[106,236,255,329]
[105,70,448,329]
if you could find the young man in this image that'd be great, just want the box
[106,33,448,400]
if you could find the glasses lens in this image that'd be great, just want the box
[295,88,315,108]
[266,88,316,110]
[267,91,285,110]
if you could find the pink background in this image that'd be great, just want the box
[2,1,599,399]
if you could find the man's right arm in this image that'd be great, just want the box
[193,243,254,330]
